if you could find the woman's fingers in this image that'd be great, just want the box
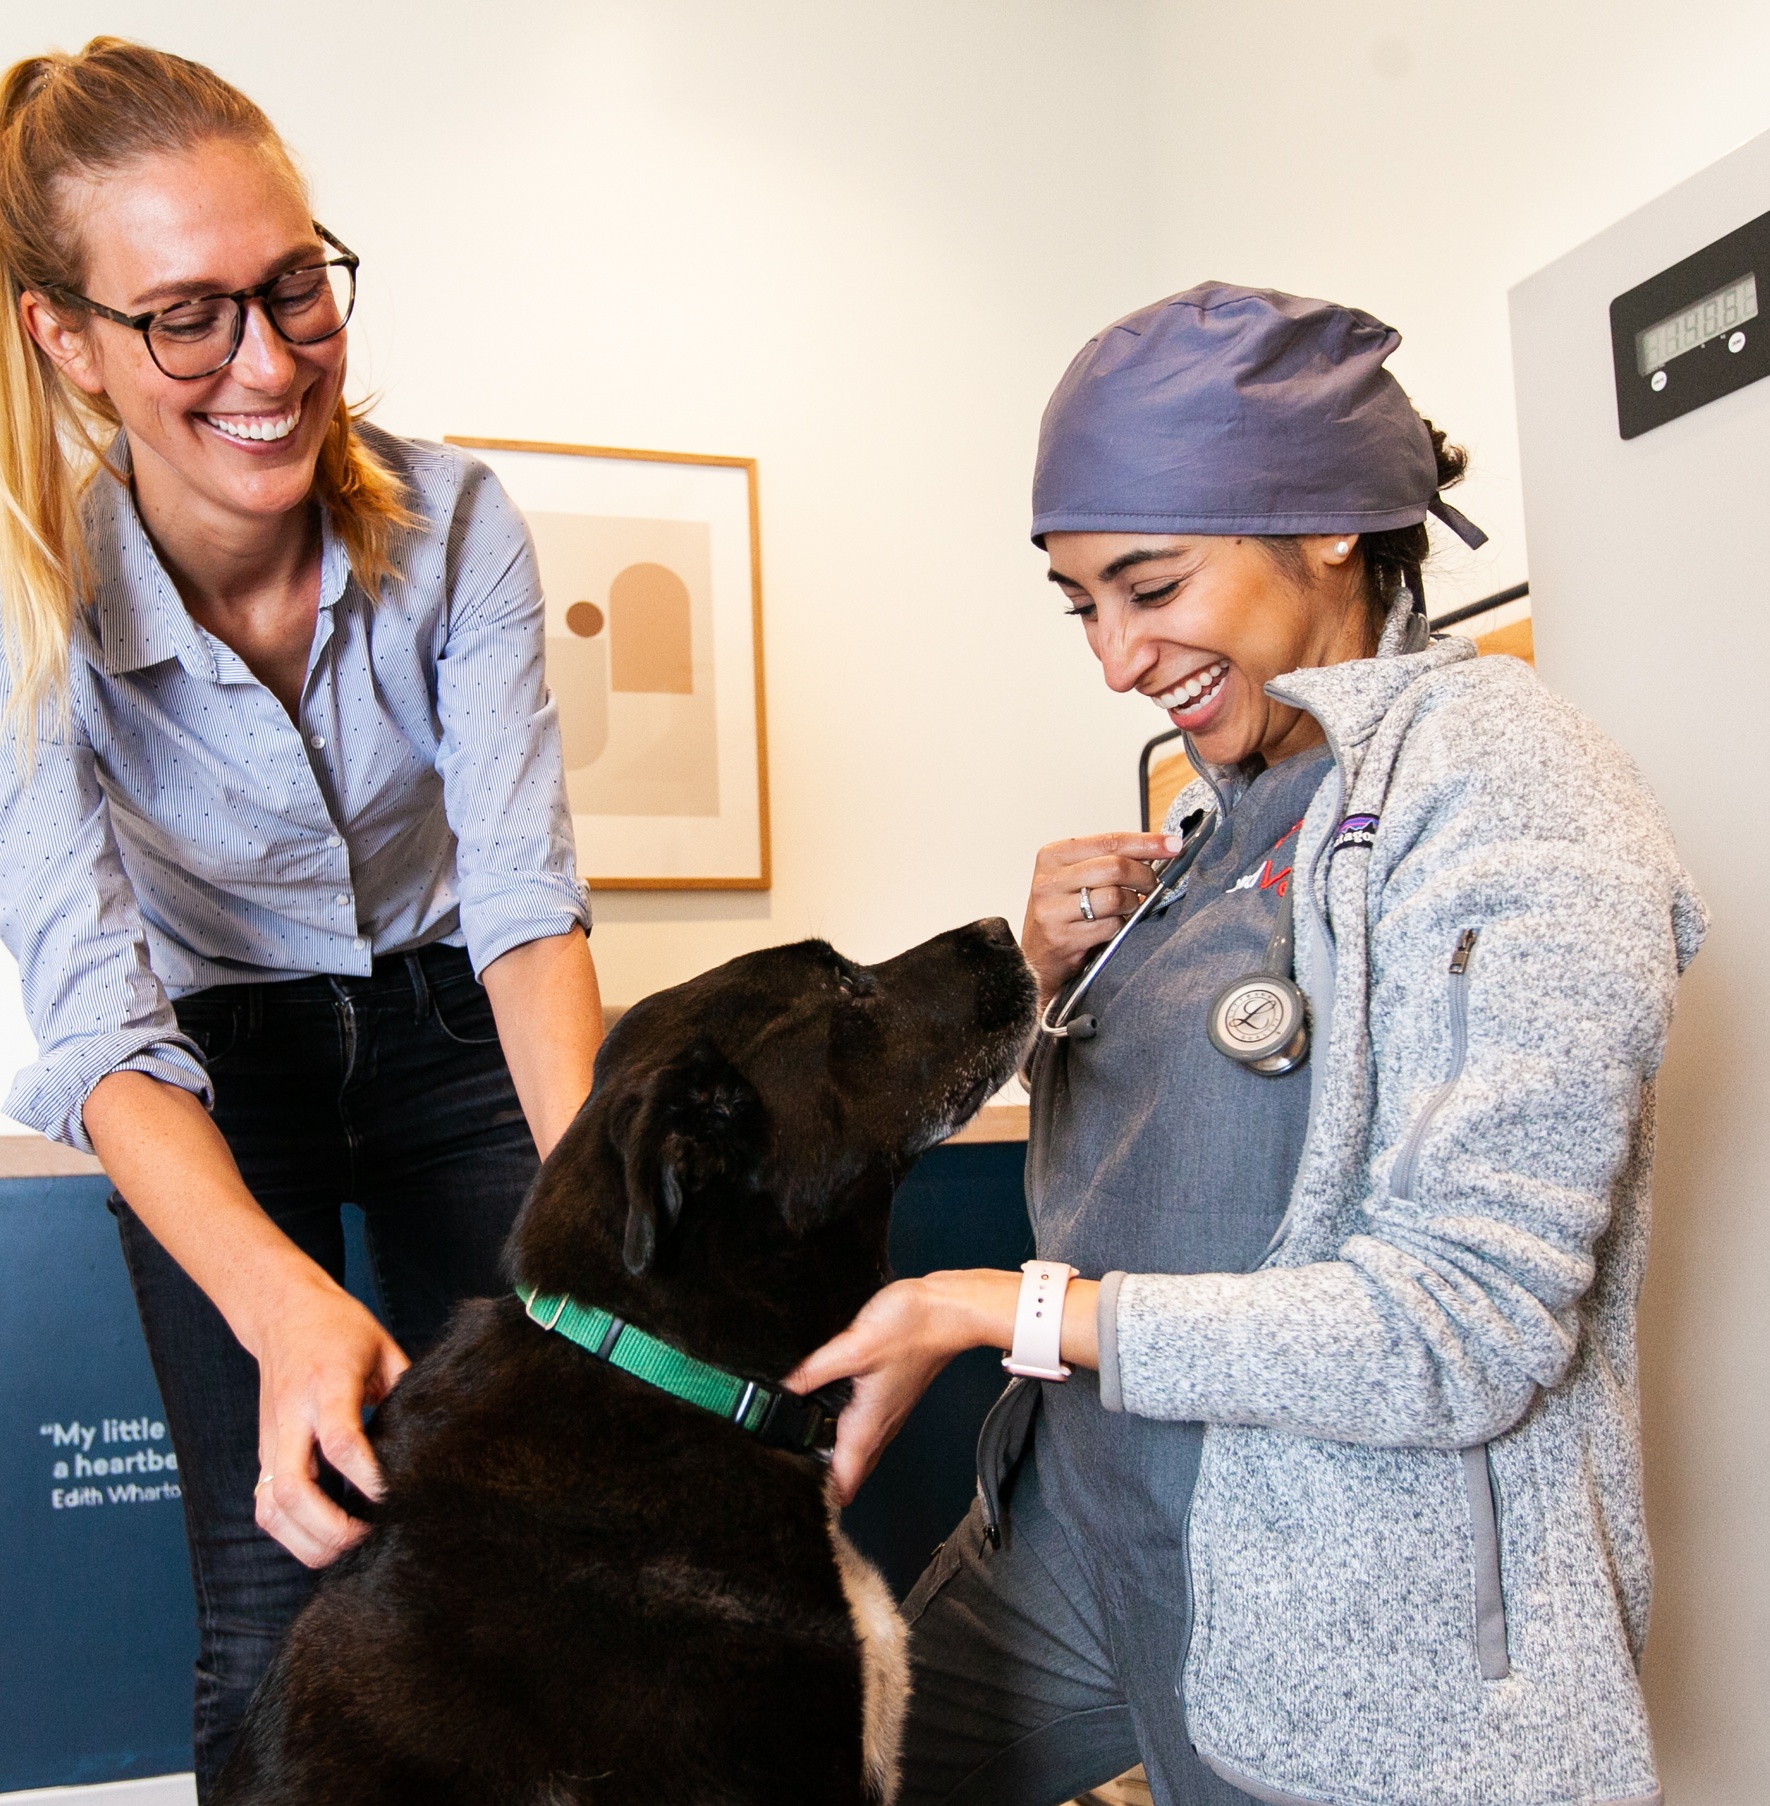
[1022,833,1184,999]
[782,1279,931,1398]
[1032,831,1183,877]
[783,1321,874,1399]
[1050,850,1176,904]
[823,1366,929,1504]
[783,1278,969,1506]
[257,1418,372,1569]
[253,1288,411,1568]
[1072,883,1144,920]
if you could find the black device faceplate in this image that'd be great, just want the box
[1610,206,1770,440]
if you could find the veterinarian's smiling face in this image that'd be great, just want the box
[1044,531,1376,768]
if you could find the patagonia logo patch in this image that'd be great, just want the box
[1332,813,1380,853]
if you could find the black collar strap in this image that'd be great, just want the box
[515,1284,839,1462]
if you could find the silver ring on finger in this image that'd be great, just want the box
[1078,886,1096,923]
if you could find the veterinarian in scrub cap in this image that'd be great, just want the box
[0,41,603,1794]
[793,283,1704,1806]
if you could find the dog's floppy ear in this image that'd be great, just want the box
[617,1041,765,1276]
[621,1128,687,1276]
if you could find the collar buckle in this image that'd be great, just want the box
[519,1286,570,1333]
[750,1386,845,1462]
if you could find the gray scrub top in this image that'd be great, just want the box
[1025,744,1333,1613]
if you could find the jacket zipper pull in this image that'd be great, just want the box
[1449,927,1479,975]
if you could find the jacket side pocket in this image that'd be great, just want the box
[1461,1443,1511,1680]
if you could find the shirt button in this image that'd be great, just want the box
[310,733,326,750]
[335,892,350,907]
[354,936,367,951]
[326,833,343,848]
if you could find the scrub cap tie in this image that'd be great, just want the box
[1031,282,1486,552]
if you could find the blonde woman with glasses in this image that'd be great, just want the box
[0,40,602,1794]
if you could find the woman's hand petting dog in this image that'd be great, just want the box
[785,1269,1101,1504]
[1021,831,1183,1005]
[251,1275,409,1568]
[84,1073,410,1570]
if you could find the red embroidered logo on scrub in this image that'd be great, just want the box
[1228,817,1307,897]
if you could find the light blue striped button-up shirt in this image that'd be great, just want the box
[0,426,590,1151]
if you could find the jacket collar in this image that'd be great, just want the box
[1264,634,1475,756]
[85,438,352,683]
[1186,597,1477,804]
[1263,594,1476,758]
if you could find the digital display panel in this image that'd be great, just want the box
[1635,272,1758,375]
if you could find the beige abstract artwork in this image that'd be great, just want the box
[527,512,720,817]
[450,435,769,888]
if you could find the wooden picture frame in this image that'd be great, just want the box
[447,437,770,890]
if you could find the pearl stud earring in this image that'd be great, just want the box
[1334,539,1350,555]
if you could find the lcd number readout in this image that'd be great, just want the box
[1635,272,1758,374]
[39,1414,182,1509]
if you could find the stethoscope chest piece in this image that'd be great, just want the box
[1207,868,1311,1077]
[1207,971,1309,1074]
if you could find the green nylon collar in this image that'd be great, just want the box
[514,1284,836,1459]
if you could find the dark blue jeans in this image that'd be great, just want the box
[111,944,538,1800]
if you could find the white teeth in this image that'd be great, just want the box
[1152,660,1228,713]
[205,403,302,443]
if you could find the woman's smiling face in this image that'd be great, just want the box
[1043,531,1377,767]
[35,135,344,528]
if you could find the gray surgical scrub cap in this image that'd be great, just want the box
[1031,282,1486,551]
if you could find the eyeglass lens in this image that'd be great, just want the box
[147,263,355,378]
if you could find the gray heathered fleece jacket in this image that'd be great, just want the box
[1097,609,1705,1806]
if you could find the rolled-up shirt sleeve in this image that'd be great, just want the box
[1,700,209,1152]
[433,462,592,977]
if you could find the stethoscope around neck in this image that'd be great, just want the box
[1037,810,1311,1077]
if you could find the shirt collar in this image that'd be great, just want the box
[85,436,352,682]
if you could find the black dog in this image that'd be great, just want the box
[214,919,1035,1806]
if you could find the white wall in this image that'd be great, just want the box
[5,0,1770,1110]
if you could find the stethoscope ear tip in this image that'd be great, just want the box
[1066,1016,1098,1041]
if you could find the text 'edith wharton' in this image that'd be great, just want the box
[39,1416,182,1509]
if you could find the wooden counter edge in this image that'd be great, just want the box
[942,1103,1029,1146]
[0,1099,1028,1180]
[0,1135,105,1179]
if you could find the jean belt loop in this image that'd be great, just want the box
[405,950,431,1025]
[246,984,263,1040]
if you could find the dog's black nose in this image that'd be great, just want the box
[973,916,1017,948]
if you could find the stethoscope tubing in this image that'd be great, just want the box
[1038,812,1217,1039]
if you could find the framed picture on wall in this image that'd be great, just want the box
[447,437,770,890]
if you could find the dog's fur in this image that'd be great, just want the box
[213,919,1035,1806]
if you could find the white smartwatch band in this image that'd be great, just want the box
[1002,1260,1076,1381]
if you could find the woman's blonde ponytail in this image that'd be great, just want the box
[0,54,103,752]
[0,39,415,757]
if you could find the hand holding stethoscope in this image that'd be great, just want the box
[1019,827,1194,1008]
[1022,810,1310,1074]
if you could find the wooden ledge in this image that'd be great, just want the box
[0,1135,105,1179]
[942,1103,1028,1146]
[0,1098,1029,1182]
